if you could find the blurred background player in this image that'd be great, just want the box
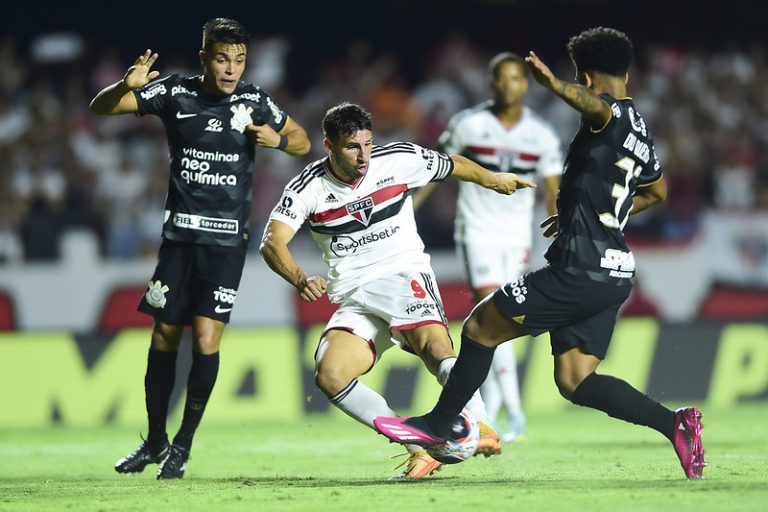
[89,18,310,479]
[375,27,706,479]
[260,102,534,478]
[415,52,562,442]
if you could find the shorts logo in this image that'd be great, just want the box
[213,287,237,314]
[507,276,527,304]
[145,280,169,309]
[405,301,436,316]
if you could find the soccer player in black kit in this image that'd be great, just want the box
[90,18,310,479]
[375,27,706,479]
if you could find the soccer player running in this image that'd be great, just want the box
[260,102,534,478]
[415,52,562,442]
[374,27,706,479]
[89,18,310,479]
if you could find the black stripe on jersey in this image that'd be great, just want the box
[372,142,416,155]
[289,162,326,194]
[329,379,358,403]
[430,153,454,182]
[420,272,448,324]
[310,190,411,235]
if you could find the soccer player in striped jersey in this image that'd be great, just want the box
[260,102,534,478]
[375,28,706,480]
[415,52,563,443]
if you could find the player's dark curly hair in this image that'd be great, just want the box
[201,18,250,51]
[322,102,373,142]
[567,27,633,77]
[488,52,526,78]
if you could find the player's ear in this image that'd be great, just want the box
[583,72,593,88]
[323,138,333,156]
[624,72,629,85]
[198,50,206,66]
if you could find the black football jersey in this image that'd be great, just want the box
[134,74,287,246]
[545,94,662,285]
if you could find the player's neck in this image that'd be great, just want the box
[493,102,523,129]
[589,74,627,99]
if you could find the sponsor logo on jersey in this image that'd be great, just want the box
[329,225,401,257]
[275,196,297,219]
[176,111,197,119]
[230,104,254,133]
[145,280,169,309]
[324,192,338,203]
[179,156,237,186]
[231,92,260,103]
[600,249,635,278]
[173,213,239,234]
[266,97,284,124]
[140,83,166,100]
[346,197,375,225]
[375,176,394,188]
[205,118,223,132]
[171,85,197,97]
[627,107,647,137]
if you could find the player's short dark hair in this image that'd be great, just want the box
[322,102,373,142]
[201,18,249,52]
[488,52,526,78]
[567,27,633,77]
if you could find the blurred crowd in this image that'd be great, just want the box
[1,31,767,263]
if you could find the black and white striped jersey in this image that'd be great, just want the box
[545,94,663,284]
[134,74,287,247]
[267,142,454,302]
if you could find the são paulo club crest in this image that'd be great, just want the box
[346,197,374,226]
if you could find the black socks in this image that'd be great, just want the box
[145,348,177,451]
[173,352,220,450]
[571,372,676,441]
[423,334,495,437]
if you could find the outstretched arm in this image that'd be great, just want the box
[246,117,311,156]
[525,51,611,127]
[450,155,536,195]
[90,49,160,115]
[260,219,327,302]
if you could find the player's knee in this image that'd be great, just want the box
[191,331,220,354]
[151,325,181,351]
[314,363,349,397]
[554,372,584,401]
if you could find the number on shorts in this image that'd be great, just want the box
[411,279,426,298]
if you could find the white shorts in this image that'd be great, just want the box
[458,242,530,291]
[323,270,448,364]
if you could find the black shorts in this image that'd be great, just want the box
[492,265,632,359]
[138,240,247,325]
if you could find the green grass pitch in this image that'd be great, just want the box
[1,404,766,511]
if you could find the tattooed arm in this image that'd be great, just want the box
[524,51,612,127]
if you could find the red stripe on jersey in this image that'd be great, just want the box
[309,184,409,223]
[466,145,540,162]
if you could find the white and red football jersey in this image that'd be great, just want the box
[439,102,562,248]
[268,142,454,302]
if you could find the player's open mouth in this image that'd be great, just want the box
[357,165,367,173]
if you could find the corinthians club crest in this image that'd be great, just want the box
[346,196,374,226]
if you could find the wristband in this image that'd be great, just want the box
[277,135,288,150]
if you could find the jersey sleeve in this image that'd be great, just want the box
[636,140,663,186]
[385,142,454,188]
[254,88,288,133]
[536,127,564,178]
[268,182,311,233]
[133,75,177,117]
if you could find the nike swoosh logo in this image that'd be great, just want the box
[214,305,233,313]
[176,112,198,119]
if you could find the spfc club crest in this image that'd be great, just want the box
[346,197,374,226]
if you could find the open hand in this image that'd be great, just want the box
[525,51,557,90]
[123,49,160,90]
[540,214,559,237]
